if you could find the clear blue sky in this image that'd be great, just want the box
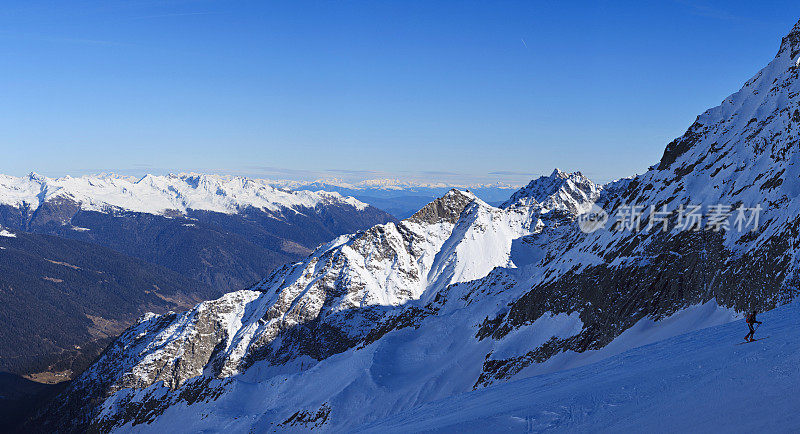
[1,1,797,184]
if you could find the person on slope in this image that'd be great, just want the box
[744,310,762,342]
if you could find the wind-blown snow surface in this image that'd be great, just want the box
[0,173,367,215]
[359,302,800,433]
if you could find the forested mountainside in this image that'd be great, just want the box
[0,231,216,379]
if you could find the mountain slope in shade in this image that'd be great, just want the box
[26,18,800,433]
[359,302,800,433]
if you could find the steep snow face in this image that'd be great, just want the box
[629,19,800,249]
[0,173,368,216]
[423,200,540,299]
[93,190,561,380]
[501,169,602,214]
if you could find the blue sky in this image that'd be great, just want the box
[0,1,797,184]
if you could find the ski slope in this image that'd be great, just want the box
[358,302,800,433]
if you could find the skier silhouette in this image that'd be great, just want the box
[744,310,762,342]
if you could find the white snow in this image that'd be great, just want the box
[358,302,800,433]
[501,169,602,213]
[514,299,738,378]
[0,173,370,216]
[102,295,754,433]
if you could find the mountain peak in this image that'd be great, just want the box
[778,18,800,61]
[501,170,600,214]
[406,189,476,224]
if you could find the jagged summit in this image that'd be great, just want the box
[780,17,800,59]
[500,169,601,214]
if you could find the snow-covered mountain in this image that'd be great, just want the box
[29,175,598,431]
[500,169,602,213]
[27,18,800,433]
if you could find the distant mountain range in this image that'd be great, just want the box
[0,173,395,293]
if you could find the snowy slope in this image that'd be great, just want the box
[359,302,800,433]
[50,299,737,433]
[0,172,367,216]
[465,20,800,385]
[47,186,590,396]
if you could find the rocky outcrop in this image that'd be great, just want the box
[407,189,476,224]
